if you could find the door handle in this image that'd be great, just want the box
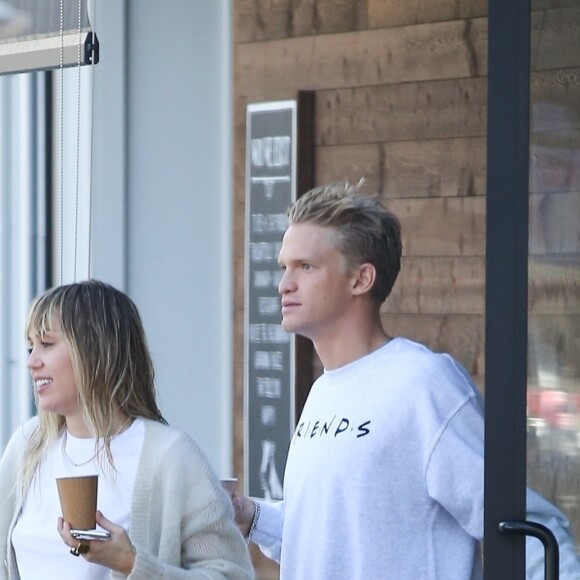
[499,520,560,580]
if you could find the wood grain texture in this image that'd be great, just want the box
[235,0,366,43]
[383,137,486,198]
[386,256,485,314]
[315,143,382,193]
[234,0,580,43]
[237,19,487,98]
[233,253,246,314]
[233,360,245,473]
[366,0,580,30]
[368,0,487,29]
[235,0,293,43]
[233,95,249,204]
[315,77,487,146]
[386,196,486,257]
[315,137,486,198]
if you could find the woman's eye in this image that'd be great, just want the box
[302,263,311,270]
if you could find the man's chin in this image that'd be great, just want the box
[281,317,301,335]
[281,320,312,340]
[280,319,293,333]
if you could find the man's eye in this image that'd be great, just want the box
[302,263,311,270]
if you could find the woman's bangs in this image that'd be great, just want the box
[26,296,60,339]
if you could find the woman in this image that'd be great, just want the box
[0,280,253,579]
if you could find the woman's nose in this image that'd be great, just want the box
[27,349,41,369]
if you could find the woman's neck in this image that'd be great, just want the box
[65,410,132,438]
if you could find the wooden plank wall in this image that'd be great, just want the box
[233,1,580,576]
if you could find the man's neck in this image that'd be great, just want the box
[312,322,390,371]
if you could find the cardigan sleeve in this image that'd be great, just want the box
[119,422,254,580]
[0,433,20,580]
[0,417,38,580]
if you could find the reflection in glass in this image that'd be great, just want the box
[527,0,580,554]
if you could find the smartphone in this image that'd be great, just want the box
[70,529,111,540]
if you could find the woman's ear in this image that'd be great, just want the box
[351,263,376,296]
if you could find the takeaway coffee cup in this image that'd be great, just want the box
[56,475,98,530]
[220,477,238,496]
[220,477,243,514]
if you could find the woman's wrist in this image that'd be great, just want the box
[119,543,136,576]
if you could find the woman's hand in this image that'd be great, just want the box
[57,511,136,575]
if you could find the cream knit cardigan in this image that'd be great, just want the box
[0,417,254,579]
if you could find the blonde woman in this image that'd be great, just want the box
[0,280,253,579]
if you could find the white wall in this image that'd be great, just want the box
[90,0,233,475]
[0,74,41,447]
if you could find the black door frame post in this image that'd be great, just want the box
[484,0,531,578]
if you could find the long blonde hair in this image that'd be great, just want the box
[22,280,165,490]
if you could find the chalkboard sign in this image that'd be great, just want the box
[244,101,297,499]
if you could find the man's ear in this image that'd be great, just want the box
[351,263,376,296]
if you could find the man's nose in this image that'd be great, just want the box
[278,269,293,294]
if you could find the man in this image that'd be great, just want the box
[235,182,579,578]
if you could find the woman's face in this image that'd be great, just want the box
[27,320,80,419]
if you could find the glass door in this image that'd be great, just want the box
[527,0,580,568]
[485,0,580,578]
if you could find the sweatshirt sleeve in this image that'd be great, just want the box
[424,381,580,579]
[249,500,284,563]
[525,488,580,579]
[425,392,485,540]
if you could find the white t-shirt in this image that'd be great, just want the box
[12,418,144,580]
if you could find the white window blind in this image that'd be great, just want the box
[0,0,97,75]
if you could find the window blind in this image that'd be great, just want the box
[0,0,97,75]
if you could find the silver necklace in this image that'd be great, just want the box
[61,432,103,467]
[61,417,134,467]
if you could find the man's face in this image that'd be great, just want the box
[277,223,357,341]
